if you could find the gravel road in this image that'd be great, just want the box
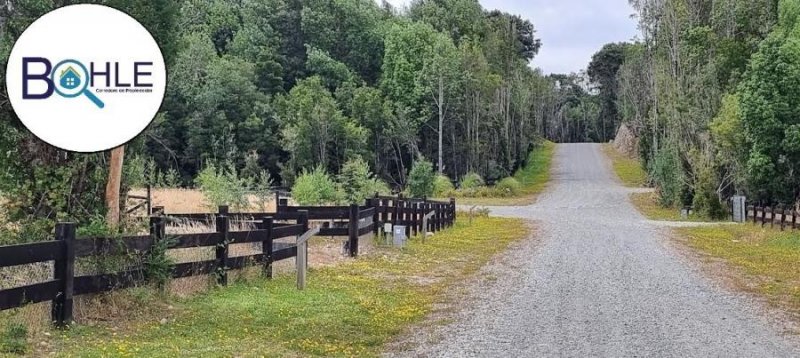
[398,143,800,357]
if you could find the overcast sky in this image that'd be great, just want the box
[382,0,640,74]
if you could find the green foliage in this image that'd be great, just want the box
[0,323,27,355]
[459,172,485,190]
[407,157,436,198]
[649,145,684,207]
[291,167,341,205]
[337,157,389,204]
[143,236,176,290]
[433,175,455,197]
[738,23,800,202]
[195,162,252,210]
[496,177,522,196]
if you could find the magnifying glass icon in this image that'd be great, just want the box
[50,59,105,109]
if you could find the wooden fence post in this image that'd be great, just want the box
[262,216,274,278]
[152,206,165,216]
[298,210,309,269]
[793,209,798,230]
[367,198,379,236]
[52,222,75,327]
[348,204,359,257]
[148,216,166,285]
[215,213,230,286]
[278,199,288,212]
[412,202,419,236]
[450,198,456,226]
[146,184,152,215]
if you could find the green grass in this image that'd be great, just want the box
[449,141,556,206]
[602,144,647,187]
[47,216,529,357]
[676,224,800,308]
[630,192,724,222]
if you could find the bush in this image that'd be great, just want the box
[292,166,341,205]
[1,323,27,355]
[338,157,389,204]
[496,177,521,196]
[459,172,484,190]
[649,145,683,207]
[195,162,252,210]
[407,157,435,198]
[433,174,455,197]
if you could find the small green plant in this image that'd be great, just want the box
[459,172,484,190]
[337,157,389,204]
[433,174,455,197]
[1,323,27,355]
[144,236,177,290]
[496,177,521,196]
[407,157,435,198]
[292,166,341,205]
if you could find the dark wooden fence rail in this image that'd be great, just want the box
[747,205,799,231]
[0,195,457,325]
[0,207,308,325]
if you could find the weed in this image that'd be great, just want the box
[1,323,27,355]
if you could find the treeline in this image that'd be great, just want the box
[589,0,800,216]
[0,0,586,236]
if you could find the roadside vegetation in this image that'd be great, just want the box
[602,144,647,187]
[436,141,555,206]
[10,216,529,357]
[676,225,800,313]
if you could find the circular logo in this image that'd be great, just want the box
[5,4,166,153]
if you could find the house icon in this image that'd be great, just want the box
[59,66,82,90]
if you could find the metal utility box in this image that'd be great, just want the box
[732,196,746,223]
[393,225,407,247]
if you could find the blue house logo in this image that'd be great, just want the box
[59,66,81,90]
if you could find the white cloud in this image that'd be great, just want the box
[376,0,639,74]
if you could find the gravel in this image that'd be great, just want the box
[396,143,800,357]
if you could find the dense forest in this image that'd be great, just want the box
[1,0,603,236]
[590,0,800,217]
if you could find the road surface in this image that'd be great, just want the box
[401,143,799,357]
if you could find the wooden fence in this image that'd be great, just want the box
[0,195,457,325]
[0,208,308,325]
[747,205,800,231]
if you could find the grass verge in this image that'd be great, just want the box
[450,141,556,206]
[602,144,647,187]
[676,224,800,313]
[630,192,723,222]
[44,216,529,357]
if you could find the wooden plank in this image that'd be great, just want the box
[0,240,63,267]
[359,207,376,219]
[358,225,374,237]
[75,235,153,258]
[272,224,304,239]
[228,230,268,244]
[272,246,297,262]
[319,227,348,236]
[171,260,216,279]
[74,270,145,295]
[0,280,60,311]
[172,233,221,248]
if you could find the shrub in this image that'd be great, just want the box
[1,323,27,355]
[195,161,252,210]
[338,157,389,204]
[292,166,341,205]
[433,174,455,197]
[407,157,435,198]
[459,172,484,190]
[496,177,522,196]
[649,145,683,207]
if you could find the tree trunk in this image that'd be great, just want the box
[105,146,125,229]
[438,75,444,174]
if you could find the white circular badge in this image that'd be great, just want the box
[5,4,166,153]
